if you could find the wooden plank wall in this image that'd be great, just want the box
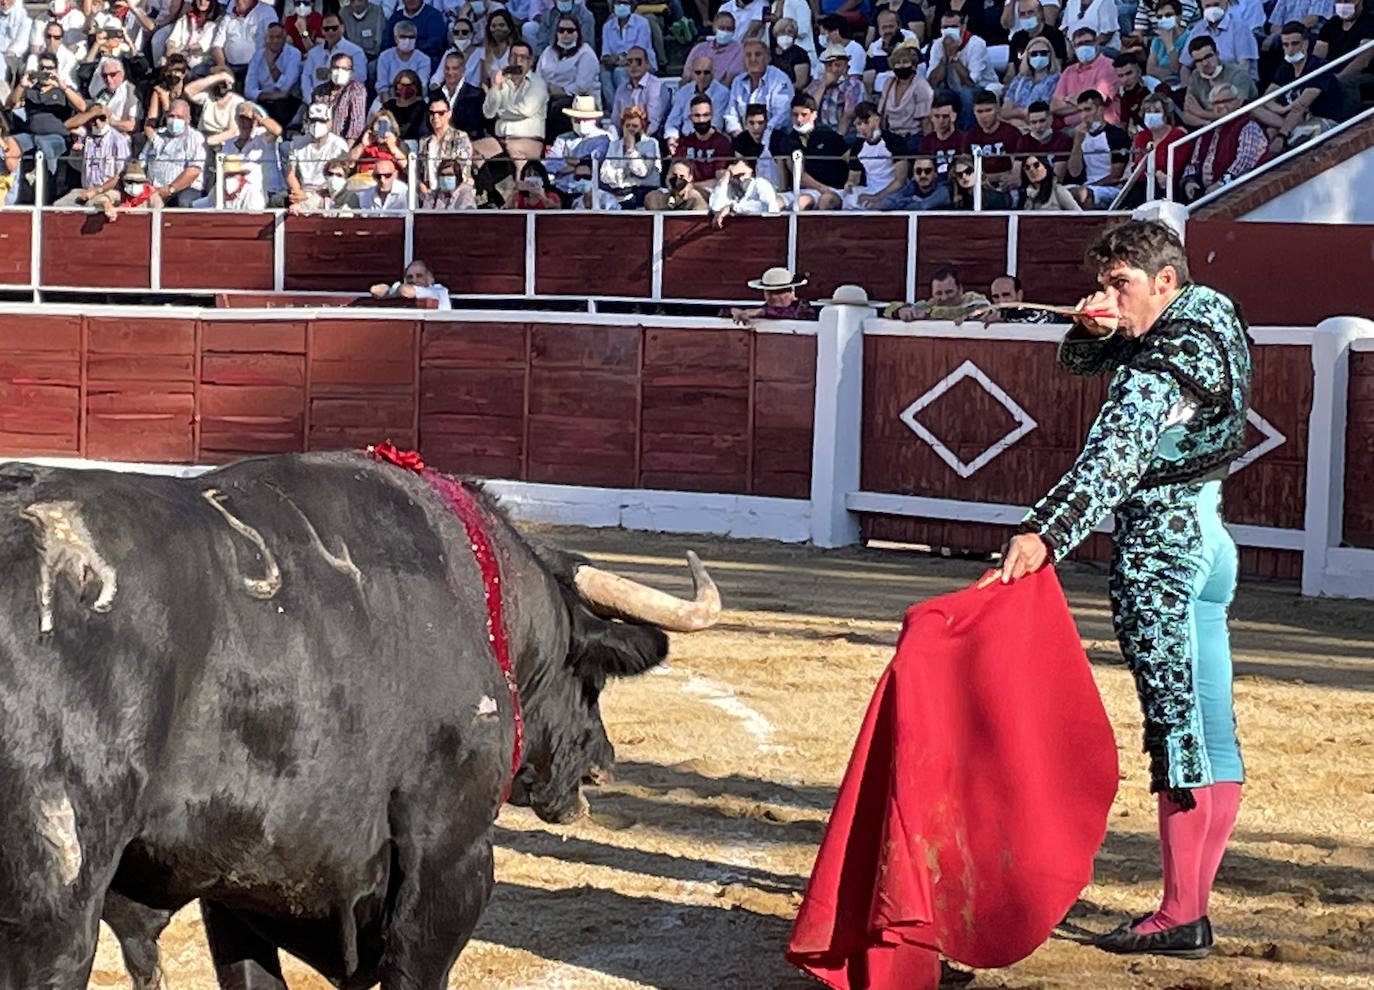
[41,212,152,289]
[1345,351,1374,549]
[0,211,32,285]
[161,213,275,291]
[859,334,1309,579]
[0,314,816,498]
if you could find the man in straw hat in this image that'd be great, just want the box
[547,93,611,199]
[726,266,817,327]
[1001,219,1253,960]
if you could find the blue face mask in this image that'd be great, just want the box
[613,2,630,16]
[439,174,457,190]
[1028,52,1050,69]
[1017,15,1038,31]
[166,116,186,135]
[556,0,572,8]
[1074,43,1096,63]
[571,177,592,192]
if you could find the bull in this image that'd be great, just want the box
[0,450,720,989]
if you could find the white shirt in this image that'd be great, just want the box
[301,37,367,92]
[246,44,303,100]
[355,177,409,212]
[413,282,451,308]
[717,0,766,42]
[611,73,664,135]
[663,79,730,140]
[926,31,1001,93]
[854,132,898,192]
[842,38,867,77]
[1059,0,1121,51]
[572,188,622,210]
[600,13,656,70]
[143,125,209,190]
[212,0,278,64]
[481,71,548,139]
[220,171,267,209]
[535,43,599,95]
[0,3,32,59]
[29,9,86,53]
[225,129,286,193]
[375,46,432,93]
[89,78,140,128]
[708,173,778,213]
[289,131,350,189]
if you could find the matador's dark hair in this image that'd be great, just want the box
[1084,220,1191,284]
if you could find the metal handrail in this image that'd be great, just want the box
[1166,37,1374,199]
[1108,143,1156,210]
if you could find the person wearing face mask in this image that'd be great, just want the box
[716,0,769,44]
[210,0,278,92]
[311,51,366,141]
[1180,0,1259,79]
[1066,87,1130,206]
[528,0,592,55]
[419,157,478,208]
[376,22,431,103]
[545,92,610,195]
[768,17,810,89]
[53,103,129,205]
[600,0,656,113]
[208,152,265,208]
[664,58,729,153]
[769,92,846,209]
[418,94,474,192]
[245,22,302,126]
[1002,37,1062,124]
[683,11,744,86]
[284,0,322,53]
[1057,0,1119,54]
[88,159,163,218]
[381,68,428,141]
[140,97,206,205]
[185,65,243,149]
[840,101,910,209]
[1181,36,1258,124]
[340,0,386,66]
[217,99,285,204]
[383,0,447,61]
[927,9,1001,129]
[287,102,350,204]
[288,154,351,212]
[1014,100,1073,177]
[469,8,515,91]
[1050,27,1120,124]
[644,157,709,209]
[302,14,365,91]
[1251,20,1347,145]
[1005,0,1068,81]
[707,153,779,226]
[876,40,933,142]
[1314,0,1374,100]
[1126,93,1186,198]
[536,16,603,137]
[1145,0,1189,87]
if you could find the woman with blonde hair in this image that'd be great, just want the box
[877,40,933,145]
[1000,36,1062,127]
[350,108,410,175]
[600,103,661,207]
[770,17,811,88]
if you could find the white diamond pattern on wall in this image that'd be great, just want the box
[1228,408,1286,474]
[898,360,1039,479]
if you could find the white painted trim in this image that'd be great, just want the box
[1353,337,1374,352]
[149,214,162,291]
[650,211,664,300]
[1248,326,1316,345]
[1005,213,1018,278]
[864,318,1068,342]
[1314,547,1374,597]
[905,213,917,303]
[786,210,798,275]
[272,210,285,293]
[28,204,41,298]
[845,491,1304,550]
[524,211,536,297]
[482,481,811,543]
[809,302,868,547]
[898,360,1038,478]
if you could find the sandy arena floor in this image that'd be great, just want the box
[88,526,1374,990]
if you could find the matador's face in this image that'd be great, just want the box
[1099,262,1178,338]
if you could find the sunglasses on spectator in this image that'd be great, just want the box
[375,170,396,180]
[954,168,972,177]
[692,69,711,75]
[47,31,63,39]
[1026,159,1046,169]
[454,31,472,38]
[557,26,576,32]
[913,166,934,174]
[429,106,449,114]
[323,23,342,31]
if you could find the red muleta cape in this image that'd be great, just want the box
[786,568,1119,989]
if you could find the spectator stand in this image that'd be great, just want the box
[1165,39,1374,210]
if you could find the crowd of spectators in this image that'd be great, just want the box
[0,0,1369,213]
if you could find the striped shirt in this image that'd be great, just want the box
[82,129,131,188]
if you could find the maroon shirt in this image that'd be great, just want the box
[1015,127,1074,171]
[677,130,735,183]
[963,121,1022,174]
[917,129,969,175]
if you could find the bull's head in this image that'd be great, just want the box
[508,549,721,824]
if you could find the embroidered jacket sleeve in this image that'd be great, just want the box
[1057,326,1137,375]
[1021,366,1182,560]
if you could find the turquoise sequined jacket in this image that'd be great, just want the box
[1022,283,1253,559]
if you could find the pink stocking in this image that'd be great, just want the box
[1132,783,1238,934]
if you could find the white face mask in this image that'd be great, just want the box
[330,67,350,85]
[310,119,330,138]
[1143,110,1165,129]
[1202,4,1225,23]
[776,34,794,49]
[1334,1,1356,15]
[941,25,961,42]
[573,118,596,135]
[325,173,346,193]
[1155,14,1176,28]
[1283,48,1305,62]
[866,126,882,142]
[295,2,310,14]
[1201,61,1223,78]
[794,119,814,134]
[123,181,143,196]
[397,37,416,52]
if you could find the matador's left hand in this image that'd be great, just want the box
[1000,532,1049,583]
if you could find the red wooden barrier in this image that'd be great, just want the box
[0,315,81,455]
[307,318,418,449]
[1015,214,1118,300]
[0,211,32,285]
[419,321,528,478]
[914,214,1007,294]
[661,216,789,300]
[198,319,307,462]
[1187,221,1374,325]
[752,333,815,498]
[534,213,654,297]
[84,316,195,461]
[161,213,275,291]
[1346,351,1374,548]
[795,214,908,302]
[41,211,152,289]
[283,215,405,291]
[413,213,526,295]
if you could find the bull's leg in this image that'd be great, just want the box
[0,897,103,990]
[379,838,494,990]
[102,892,172,990]
[201,900,287,990]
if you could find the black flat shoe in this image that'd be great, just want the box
[1093,915,1214,959]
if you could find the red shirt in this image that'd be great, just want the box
[676,130,734,183]
[917,129,968,175]
[285,11,323,53]
[963,121,1022,173]
[1131,125,1189,175]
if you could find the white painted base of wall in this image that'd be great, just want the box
[0,457,812,545]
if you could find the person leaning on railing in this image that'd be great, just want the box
[883,266,991,323]
[1179,82,1268,200]
[645,158,710,210]
[1249,21,1350,151]
[1314,0,1374,104]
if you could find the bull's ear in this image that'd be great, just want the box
[569,605,669,678]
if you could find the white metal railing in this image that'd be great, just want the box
[1167,37,1374,203]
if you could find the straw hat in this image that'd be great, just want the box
[222,154,250,173]
[820,43,850,62]
[817,284,881,307]
[747,266,808,291]
[562,95,603,120]
[122,161,147,183]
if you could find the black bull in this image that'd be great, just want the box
[0,451,720,989]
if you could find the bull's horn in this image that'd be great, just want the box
[572,551,721,632]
